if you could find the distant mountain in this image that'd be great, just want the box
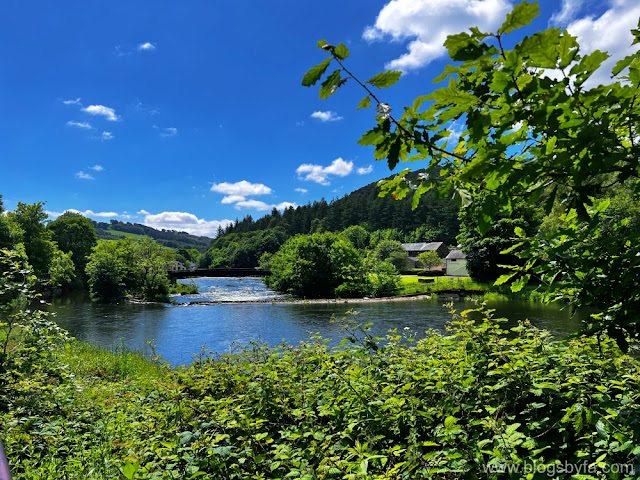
[93,220,212,252]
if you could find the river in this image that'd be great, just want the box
[49,277,586,365]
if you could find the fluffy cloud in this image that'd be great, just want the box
[234,200,297,211]
[46,209,120,219]
[138,42,156,51]
[310,110,343,122]
[357,165,374,175]
[66,120,92,129]
[137,209,150,215]
[563,0,640,87]
[549,0,582,25]
[211,180,272,196]
[296,158,353,185]
[75,171,94,180]
[82,105,119,121]
[143,211,232,237]
[101,131,114,141]
[295,188,308,193]
[221,195,246,204]
[363,0,511,70]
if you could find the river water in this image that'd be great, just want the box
[49,277,586,365]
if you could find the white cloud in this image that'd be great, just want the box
[69,209,119,218]
[143,211,232,237]
[66,120,92,129]
[357,165,374,175]
[210,180,272,196]
[310,110,343,122]
[550,0,584,25]
[90,165,104,171]
[296,157,353,185]
[159,127,178,138]
[565,0,640,86]
[82,105,119,121]
[75,171,94,180]
[234,200,297,211]
[138,42,156,51]
[137,209,150,215]
[63,98,82,106]
[221,195,246,204]
[363,0,511,71]
[295,188,308,193]
[101,131,114,141]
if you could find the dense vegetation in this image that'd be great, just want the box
[201,170,460,270]
[307,1,640,346]
[2,255,639,478]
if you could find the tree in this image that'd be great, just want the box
[458,195,541,282]
[341,225,369,250]
[304,2,640,346]
[48,212,98,283]
[6,202,55,277]
[373,240,408,270]
[416,251,443,272]
[133,238,172,302]
[86,240,137,302]
[264,232,364,298]
[48,248,76,288]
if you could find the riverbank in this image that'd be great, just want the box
[3,308,639,479]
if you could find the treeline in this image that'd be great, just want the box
[0,196,185,302]
[222,170,460,242]
[93,220,212,251]
[202,170,460,269]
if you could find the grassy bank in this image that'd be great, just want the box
[2,307,640,479]
[396,275,491,295]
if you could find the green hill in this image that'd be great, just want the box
[93,220,212,252]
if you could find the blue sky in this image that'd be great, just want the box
[1,0,638,236]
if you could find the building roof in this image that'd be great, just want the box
[401,242,445,252]
[445,249,467,260]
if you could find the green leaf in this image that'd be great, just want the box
[570,50,610,86]
[333,43,349,60]
[511,274,530,292]
[545,136,557,155]
[520,29,562,68]
[444,416,457,429]
[452,187,473,208]
[302,58,332,87]
[498,1,540,35]
[514,226,526,238]
[316,39,328,49]
[357,96,371,110]
[557,30,579,69]
[494,272,517,286]
[122,462,140,480]
[319,69,342,99]
[367,71,402,89]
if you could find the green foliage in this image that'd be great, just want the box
[373,239,408,270]
[341,225,370,250]
[458,195,541,283]
[86,238,171,302]
[48,248,76,288]
[169,280,199,295]
[416,250,443,271]
[6,202,56,276]
[48,211,98,282]
[3,305,640,478]
[305,1,640,344]
[264,232,365,298]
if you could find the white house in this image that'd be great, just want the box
[445,250,468,277]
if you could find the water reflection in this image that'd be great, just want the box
[49,278,585,366]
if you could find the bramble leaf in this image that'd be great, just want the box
[367,71,402,89]
[498,1,539,35]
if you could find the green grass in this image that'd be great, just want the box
[56,339,167,382]
[396,275,490,294]
[105,227,148,241]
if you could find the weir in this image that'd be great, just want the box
[167,268,271,284]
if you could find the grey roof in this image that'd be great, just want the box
[401,242,445,251]
[445,249,467,260]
